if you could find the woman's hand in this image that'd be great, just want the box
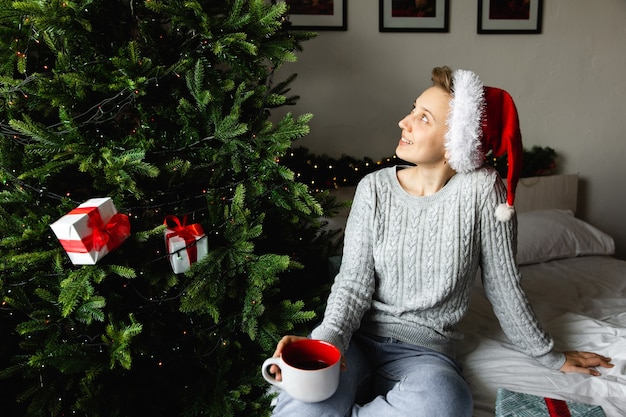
[269,335,348,381]
[269,335,309,381]
[560,351,614,376]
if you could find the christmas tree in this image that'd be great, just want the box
[0,1,337,415]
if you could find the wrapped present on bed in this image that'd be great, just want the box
[495,388,607,417]
[164,215,208,274]
[50,198,131,265]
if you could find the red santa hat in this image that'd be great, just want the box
[444,69,523,222]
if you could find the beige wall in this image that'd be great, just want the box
[274,0,626,259]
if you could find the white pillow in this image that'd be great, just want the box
[516,209,615,265]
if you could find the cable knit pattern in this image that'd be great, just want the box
[311,166,565,370]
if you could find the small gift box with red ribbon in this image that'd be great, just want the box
[164,215,208,274]
[495,388,606,417]
[50,198,131,265]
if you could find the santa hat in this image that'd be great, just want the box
[444,69,523,222]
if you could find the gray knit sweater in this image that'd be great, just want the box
[311,166,566,370]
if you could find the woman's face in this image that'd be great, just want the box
[396,86,450,167]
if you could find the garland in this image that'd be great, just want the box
[488,145,557,178]
[281,145,557,191]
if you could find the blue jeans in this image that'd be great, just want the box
[271,332,473,417]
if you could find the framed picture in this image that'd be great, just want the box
[379,0,449,33]
[285,0,347,31]
[477,0,543,34]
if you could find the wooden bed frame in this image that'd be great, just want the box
[327,173,579,232]
[514,174,578,214]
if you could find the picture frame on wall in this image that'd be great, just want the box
[477,0,543,34]
[379,0,449,33]
[285,0,347,31]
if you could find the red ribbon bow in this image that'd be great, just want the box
[164,215,205,265]
[59,206,130,254]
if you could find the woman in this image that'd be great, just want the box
[269,66,613,417]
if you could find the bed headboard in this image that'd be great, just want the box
[512,174,578,214]
[326,173,580,233]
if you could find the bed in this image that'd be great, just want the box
[327,174,626,416]
[458,174,626,416]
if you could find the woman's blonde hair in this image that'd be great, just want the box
[431,66,453,94]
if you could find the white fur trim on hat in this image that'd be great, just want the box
[444,70,485,173]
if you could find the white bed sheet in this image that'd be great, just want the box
[458,256,626,417]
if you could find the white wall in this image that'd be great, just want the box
[274,0,626,259]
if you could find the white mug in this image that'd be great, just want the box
[261,339,341,403]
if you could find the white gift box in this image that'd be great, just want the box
[50,198,130,265]
[164,216,208,273]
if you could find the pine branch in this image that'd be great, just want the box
[105,314,143,370]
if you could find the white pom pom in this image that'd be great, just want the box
[495,203,514,222]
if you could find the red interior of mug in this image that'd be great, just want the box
[282,340,340,370]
